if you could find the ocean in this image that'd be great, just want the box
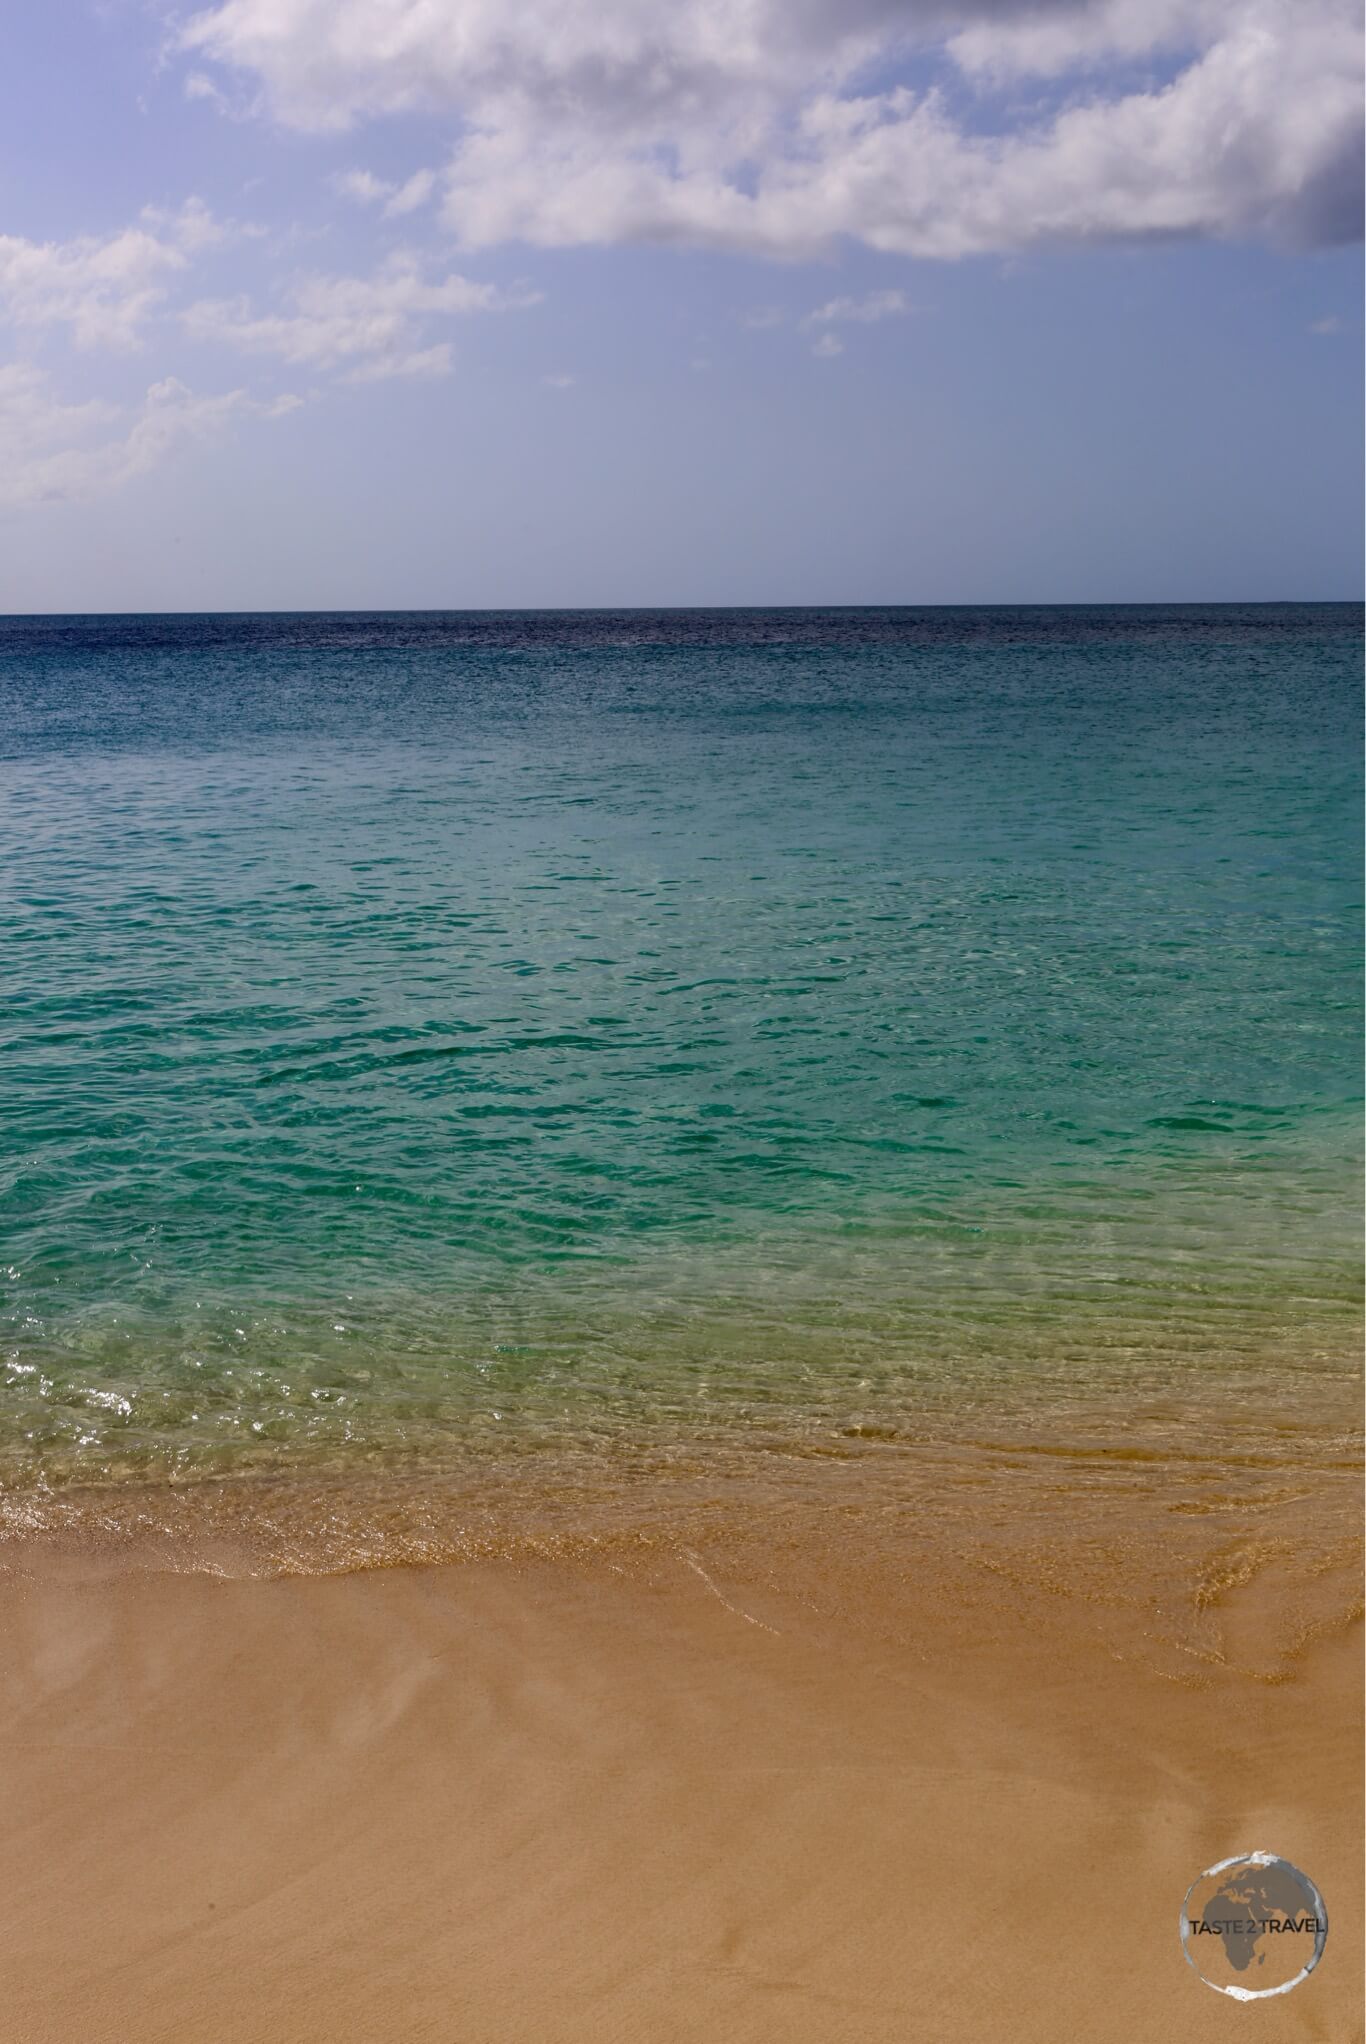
[1,606,1360,1554]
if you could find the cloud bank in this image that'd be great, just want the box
[179,0,1363,257]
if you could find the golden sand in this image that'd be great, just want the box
[0,1419,1360,2044]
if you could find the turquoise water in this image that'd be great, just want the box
[0,606,1360,1495]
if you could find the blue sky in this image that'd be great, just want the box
[0,0,1360,609]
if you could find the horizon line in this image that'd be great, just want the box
[2,597,1363,621]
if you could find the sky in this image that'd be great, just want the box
[0,0,1361,610]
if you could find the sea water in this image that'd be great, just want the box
[0,607,1359,1501]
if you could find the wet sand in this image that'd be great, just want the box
[0,1445,1360,2044]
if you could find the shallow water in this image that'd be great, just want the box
[1,606,1360,1501]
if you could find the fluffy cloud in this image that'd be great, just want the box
[178,0,911,132]
[0,200,231,349]
[332,168,392,206]
[183,252,538,377]
[178,0,1363,258]
[0,364,298,510]
[333,167,437,217]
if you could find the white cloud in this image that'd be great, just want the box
[946,0,1223,78]
[802,290,909,328]
[0,364,298,510]
[332,166,437,217]
[386,169,437,217]
[0,224,174,347]
[143,195,259,253]
[345,341,453,381]
[333,168,393,205]
[0,201,251,348]
[177,0,1363,259]
[183,252,538,377]
[179,0,906,133]
[739,305,786,329]
[184,69,232,111]
[541,370,576,387]
[811,331,844,358]
[1309,314,1343,334]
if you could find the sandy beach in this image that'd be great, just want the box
[1,1435,1359,2044]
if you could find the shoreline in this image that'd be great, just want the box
[2,1374,1359,1680]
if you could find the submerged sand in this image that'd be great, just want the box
[0,1420,1360,2044]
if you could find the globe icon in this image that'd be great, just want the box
[1180,1853,1328,1999]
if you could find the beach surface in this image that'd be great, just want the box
[1,1448,1359,2044]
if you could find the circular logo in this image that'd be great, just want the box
[1180,1853,1327,2000]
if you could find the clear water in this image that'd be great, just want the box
[1,606,1360,1496]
